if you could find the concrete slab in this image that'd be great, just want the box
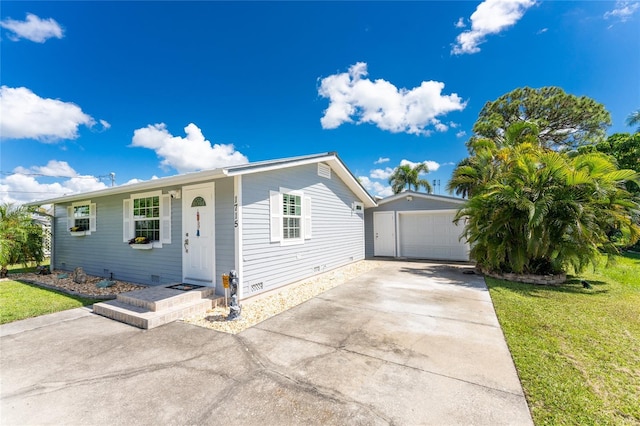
[0,260,533,425]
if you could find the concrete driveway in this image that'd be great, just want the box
[0,261,533,425]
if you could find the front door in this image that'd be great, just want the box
[373,211,396,257]
[182,183,215,286]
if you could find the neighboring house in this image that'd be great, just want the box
[364,191,470,262]
[27,153,376,301]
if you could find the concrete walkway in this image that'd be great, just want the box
[0,261,533,425]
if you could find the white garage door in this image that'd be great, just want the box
[398,211,469,261]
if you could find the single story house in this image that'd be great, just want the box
[365,191,470,262]
[28,152,376,301]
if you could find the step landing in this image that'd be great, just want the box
[93,285,222,329]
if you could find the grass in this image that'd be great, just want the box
[0,260,98,325]
[486,252,640,425]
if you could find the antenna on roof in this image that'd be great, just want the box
[109,172,116,187]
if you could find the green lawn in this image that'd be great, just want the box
[1,261,98,324]
[486,252,640,425]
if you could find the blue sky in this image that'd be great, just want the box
[1,1,638,204]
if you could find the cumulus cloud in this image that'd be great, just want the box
[374,157,390,164]
[14,160,78,178]
[399,159,441,172]
[604,1,639,22]
[456,130,467,138]
[0,86,102,142]
[454,17,466,28]
[359,176,393,198]
[0,13,64,43]
[318,62,466,135]
[130,123,249,173]
[452,0,536,55]
[0,162,107,205]
[370,167,394,180]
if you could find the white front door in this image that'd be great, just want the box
[373,211,396,257]
[182,183,215,286]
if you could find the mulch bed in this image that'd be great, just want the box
[3,271,146,299]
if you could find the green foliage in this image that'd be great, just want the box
[0,203,45,275]
[487,253,640,424]
[579,132,640,193]
[451,89,638,274]
[388,163,432,194]
[627,109,640,133]
[0,280,98,324]
[472,86,611,151]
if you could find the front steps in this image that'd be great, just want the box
[93,285,222,329]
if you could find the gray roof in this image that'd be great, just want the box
[26,152,377,208]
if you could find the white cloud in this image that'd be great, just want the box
[359,176,393,198]
[455,17,466,28]
[14,160,78,178]
[0,162,107,205]
[370,167,394,180]
[400,159,441,172]
[99,119,111,130]
[537,28,548,34]
[0,13,64,43]
[130,123,249,173]
[604,1,639,22]
[318,62,466,135]
[374,157,390,164]
[452,0,536,55]
[0,86,100,142]
[456,130,467,138]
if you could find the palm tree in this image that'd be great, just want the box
[0,203,44,277]
[388,163,432,194]
[627,109,640,133]
[455,146,640,274]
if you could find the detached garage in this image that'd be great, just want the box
[364,191,470,262]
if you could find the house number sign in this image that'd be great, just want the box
[234,196,238,228]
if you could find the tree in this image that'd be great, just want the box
[388,163,432,194]
[578,132,640,193]
[472,86,611,151]
[0,204,44,277]
[627,110,640,133]
[454,144,640,274]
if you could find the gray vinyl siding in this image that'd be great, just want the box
[52,188,183,286]
[364,196,464,257]
[214,177,236,294]
[240,163,364,297]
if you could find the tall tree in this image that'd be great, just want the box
[627,110,640,133]
[472,86,611,151]
[0,204,44,277]
[388,163,432,194]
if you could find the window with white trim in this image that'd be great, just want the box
[123,191,172,246]
[283,193,301,239]
[270,189,311,244]
[67,201,96,234]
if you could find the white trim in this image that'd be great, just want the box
[68,200,94,235]
[234,175,243,301]
[377,191,466,206]
[125,190,169,248]
[27,153,377,209]
[373,211,396,257]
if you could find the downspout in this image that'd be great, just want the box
[234,175,243,301]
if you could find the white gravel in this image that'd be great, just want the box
[183,260,382,334]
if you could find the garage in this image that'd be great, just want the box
[365,191,470,262]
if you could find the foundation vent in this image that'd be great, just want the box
[251,282,264,292]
